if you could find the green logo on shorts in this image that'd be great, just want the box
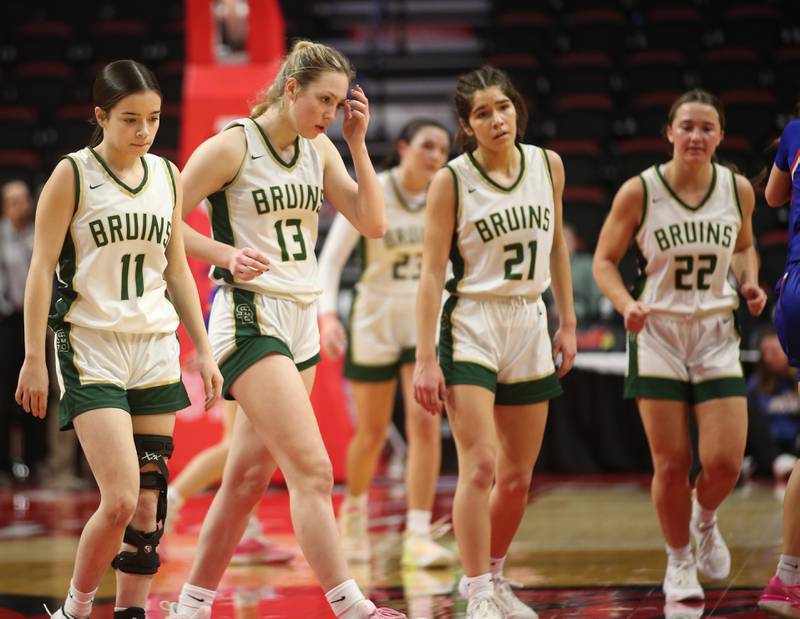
[55,329,70,353]
[235,304,255,325]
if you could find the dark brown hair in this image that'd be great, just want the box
[250,40,354,117]
[664,88,726,135]
[382,117,451,169]
[454,66,528,152]
[90,60,162,147]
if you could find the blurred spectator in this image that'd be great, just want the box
[745,327,800,480]
[216,0,248,58]
[0,179,45,483]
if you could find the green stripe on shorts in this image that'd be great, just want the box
[692,377,746,403]
[344,345,415,382]
[624,333,692,401]
[59,383,129,431]
[220,335,291,399]
[445,361,497,393]
[128,381,190,414]
[438,295,459,379]
[496,372,562,405]
[296,353,321,372]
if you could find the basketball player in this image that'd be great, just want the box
[318,118,454,569]
[758,115,800,618]
[15,60,222,619]
[414,66,577,619]
[164,40,405,619]
[592,89,766,603]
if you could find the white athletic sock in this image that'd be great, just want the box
[406,509,432,537]
[63,580,96,618]
[326,578,365,616]
[345,493,368,512]
[490,556,506,578]
[666,543,693,563]
[691,491,716,526]
[778,554,800,585]
[459,573,493,599]
[177,583,216,614]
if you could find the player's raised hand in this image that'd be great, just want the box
[342,85,370,147]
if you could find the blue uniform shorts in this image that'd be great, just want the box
[775,264,800,367]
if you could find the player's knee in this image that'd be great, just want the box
[700,453,742,484]
[230,464,272,504]
[100,492,139,528]
[410,415,439,444]
[355,421,388,447]
[496,468,533,500]
[133,486,160,524]
[652,452,692,485]
[288,456,334,497]
[464,446,496,492]
[112,434,173,576]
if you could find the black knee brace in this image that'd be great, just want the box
[114,607,145,619]
[111,434,174,575]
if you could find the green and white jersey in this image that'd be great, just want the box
[52,147,179,334]
[360,169,426,293]
[318,169,426,313]
[634,163,741,317]
[208,118,325,304]
[446,143,555,299]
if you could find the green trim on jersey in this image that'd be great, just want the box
[540,147,554,193]
[444,165,465,294]
[389,168,425,213]
[654,163,717,212]
[692,376,746,403]
[496,372,562,405]
[88,146,149,195]
[466,143,526,193]
[161,158,177,208]
[631,243,648,300]
[51,157,81,324]
[250,118,301,169]
[729,168,743,221]
[220,121,248,189]
[634,174,649,236]
[357,237,367,280]
[208,190,235,283]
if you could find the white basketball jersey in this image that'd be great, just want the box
[53,148,179,334]
[446,144,555,298]
[634,163,741,317]
[357,168,426,295]
[209,118,325,304]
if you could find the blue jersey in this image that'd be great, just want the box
[776,120,800,265]
[774,121,800,368]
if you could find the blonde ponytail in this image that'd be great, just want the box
[251,40,354,117]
